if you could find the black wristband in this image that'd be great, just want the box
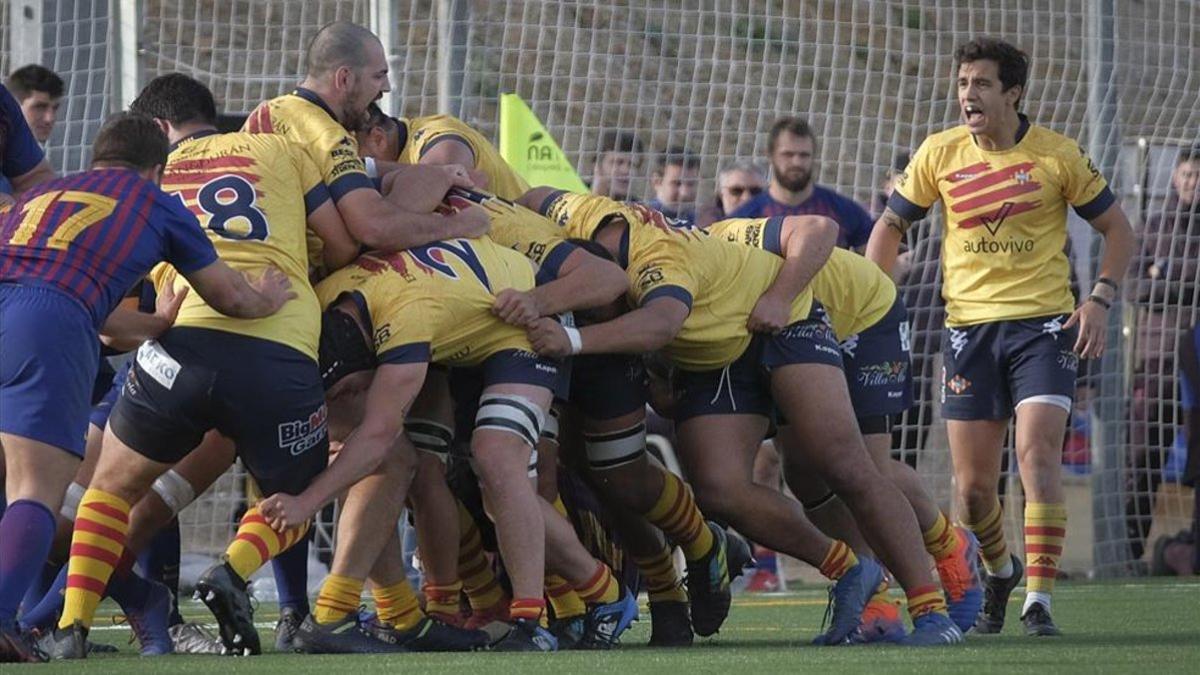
[1088,294,1112,310]
[1096,277,1119,292]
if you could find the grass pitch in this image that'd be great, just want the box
[43,579,1200,674]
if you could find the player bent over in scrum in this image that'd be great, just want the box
[710,217,984,640]
[524,192,963,646]
[259,237,637,653]
[44,75,354,658]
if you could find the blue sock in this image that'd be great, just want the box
[107,568,154,614]
[19,561,61,619]
[139,518,182,625]
[17,565,67,632]
[271,535,310,615]
[0,500,56,624]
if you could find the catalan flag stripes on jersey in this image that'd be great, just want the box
[888,115,1116,326]
[155,130,331,361]
[0,168,217,328]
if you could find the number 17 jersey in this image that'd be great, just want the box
[157,130,332,361]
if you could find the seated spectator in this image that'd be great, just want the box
[646,146,700,226]
[589,129,642,202]
[695,160,766,228]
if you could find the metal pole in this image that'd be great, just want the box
[112,0,142,110]
[1086,0,1129,579]
[436,0,468,117]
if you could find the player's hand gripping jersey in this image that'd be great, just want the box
[444,187,576,284]
[539,192,815,370]
[707,217,896,340]
[315,237,540,366]
[889,121,1115,326]
[397,115,531,200]
[155,130,331,360]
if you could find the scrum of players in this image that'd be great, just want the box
[0,21,1134,662]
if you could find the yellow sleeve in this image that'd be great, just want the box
[371,284,436,365]
[290,143,332,217]
[481,199,576,282]
[320,131,375,203]
[1061,142,1116,218]
[706,217,783,254]
[889,136,940,219]
[628,243,698,310]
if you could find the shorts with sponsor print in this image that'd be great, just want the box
[840,297,914,420]
[109,327,328,495]
[673,302,843,422]
[941,314,1079,420]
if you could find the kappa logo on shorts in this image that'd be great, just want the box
[1042,316,1065,338]
[278,404,328,456]
[948,328,969,359]
[946,374,971,395]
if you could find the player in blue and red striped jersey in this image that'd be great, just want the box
[0,112,293,663]
[0,82,56,206]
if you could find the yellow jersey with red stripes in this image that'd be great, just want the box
[539,192,814,371]
[397,115,530,200]
[707,217,896,340]
[888,116,1115,326]
[155,130,330,360]
[444,187,577,285]
[242,88,374,206]
[314,237,537,367]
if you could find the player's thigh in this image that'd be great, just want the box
[0,433,81,507]
[210,334,329,497]
[946,418,1008,498]
[168,430,238,496]
[89,425,175,504]
[675,414,769,498]
[470,350,558,483]
[769,362,874,486]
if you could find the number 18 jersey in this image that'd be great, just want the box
[157,130,331,361]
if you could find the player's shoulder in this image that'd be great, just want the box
[1023,124,1087,161]
[730,192,771,217]
[919,125,974,154]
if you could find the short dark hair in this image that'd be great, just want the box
[130,73,218,127]
[1177,143,1200,165]
[654,146,700,175]
[91,112,169,171]
[953,37,1029,109]
[362,102,397,133]
[306,22,379,78]
[597,129,643,158]
[767,117,815,154]
[5,64,64,100]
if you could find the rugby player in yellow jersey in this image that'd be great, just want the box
[357,102,529,200]
[256,237,638,653]
[242,21,489,252]
[866,38,1135,636]
[709,217,984,639]
[45,75,355,659]
[521,192,963,646]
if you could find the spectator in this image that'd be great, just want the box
[1126,143,1200,560]
[646,146,700,226]
[590,129,642,201]
[1179,322,1200,574]
[5,64,64,144]
[695,160,767,228]
[730,116,874,250]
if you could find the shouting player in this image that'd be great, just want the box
[866,37,1135,636]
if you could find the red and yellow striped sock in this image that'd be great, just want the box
[224,506,309,581]
[922,511,960,562]
[643,468,713,561]
[59,488,131,630]
[905,584,949,621]
[373,580,424,631]
[423,581,463,619]
[546,573,587,620]
[817,540,858,581]
[575,562,620,605]
[457,501,506,614]
[965,500,1010,575]
[633,546,688,603]
[313,574,363,624]
[1024,502,1067,596]
[509,597,546,623]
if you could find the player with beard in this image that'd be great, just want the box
[242,21,489,255]
[731,117,874,251]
